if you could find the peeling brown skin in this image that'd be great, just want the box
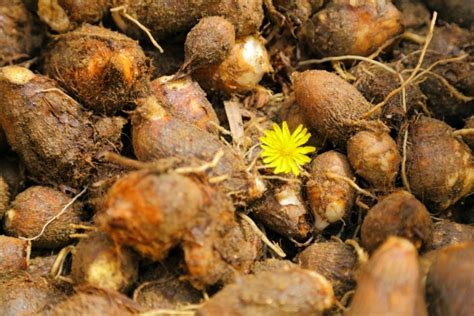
[132,96,258,199]
[184,16,236,70]
[300,0,403,57]
[0,271,67,316]
[361,190,433,252]
[423,0,474,28]
[425,221,474,251]
[0,235,29,273]
[252,182,311,240]
[0,176,9,218]
[293,70,376,145]
[347,130,401,189]
[0,66,126,188]
[71,233,138,292]
[306,151,356,231]
[197,269,334,316]
[98,171,206,261]
[3,186,83,249]
[38,0,109,33]
[426,242,474,316]
[351,61,425,130]
[404,116,474,211]
[111,0,263,40]
[50,286,142,316]
[42,24,150,114]
[0,0,43,66]
[347,237,428,316]
[297,241,357,298]
[151,76,219,132]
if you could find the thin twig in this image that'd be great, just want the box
[175,150,224,174]
[50,245,75,278]
[110,6,163,53]
[345,239,369,265]
[239,213,286,258]
[401,129,411,192]
[20,187,87,242]
[325,172,377,200]
[299,55,397,74]
[453,128,474,137]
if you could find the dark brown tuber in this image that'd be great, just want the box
[347,130,401,189]
[404,116,474,211]
[294,70,378,145]
[42,24,150,114]
[297,241,358,298]
[184,16,236,71]
[426,242,474,316]
[0,66,126,188]
[347,237,428,316]
[306,151,356,230]
[425,221,474,251]
[252,182,311,240]
[197,269,334,316]
[71,233,138,292]
[361,190,433,252]
[0,271,67,316]
[3,186,83,249]
[300,0,403,57]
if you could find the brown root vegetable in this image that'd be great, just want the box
[350,61,425,129]
[361,190,433,252]
[297,241,358,298]
[197,269,335,316]
[42,24,150,114]
[293,70,378,145]
[38,0,109,33]
[151,76,219,132]
[347,130,401,189]
[184,16,236,70]
[182,210,263,289]
[300,0,403,57]
[98,171,205,260]
[0,176,9,218]
[111,0,263,40]
[423,0,474,27]
[425,221,474,251]
[3,186,82,249]
[252,182,311,240]
[426,242,474,316]
[0,0,43,66]
[71,233,138,292]
[0,271,67,316]
[133,270,202,310]
[132,96,265,200]
[306,151,356,231]
[194,35,272,94]
[0,66,126,188]
[0,235,29,272]
[50,286,142,316]
[404,116,474,211]
[347,237,427,316]
[462,116,474,150]
[394,0,430,29]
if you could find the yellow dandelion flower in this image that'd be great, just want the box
[260,121,316,176]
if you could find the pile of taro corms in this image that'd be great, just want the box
[0,0,473,315]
